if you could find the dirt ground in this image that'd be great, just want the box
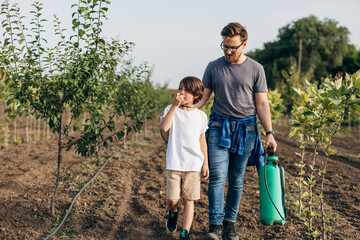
[0,120,359,240]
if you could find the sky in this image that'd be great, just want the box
[2,0,360,89]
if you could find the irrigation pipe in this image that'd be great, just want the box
[43,137,144,240]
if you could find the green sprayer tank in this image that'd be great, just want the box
[259,150,286,225]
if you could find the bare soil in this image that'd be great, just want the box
[0,121,359,239]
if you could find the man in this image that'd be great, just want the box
[195,22,277,240]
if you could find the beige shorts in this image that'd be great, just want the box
[166,170,201,200]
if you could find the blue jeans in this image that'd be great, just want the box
[207,126,256,224]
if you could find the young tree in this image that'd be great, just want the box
[1,0,150,216]
[290,70,360,239]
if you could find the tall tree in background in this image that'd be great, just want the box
[248,15,359,90]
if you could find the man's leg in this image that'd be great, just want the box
[206,126,229,239]
[207,126,230,224]
[223,130,256,240]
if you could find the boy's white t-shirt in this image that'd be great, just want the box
[160,105,208,172]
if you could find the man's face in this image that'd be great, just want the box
[222,36,246,64]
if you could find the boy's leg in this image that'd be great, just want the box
[167,199,179,212]
[182,199,194,231]
[166,170,181,233]
[166,170,182,208]
[181,171,200,236]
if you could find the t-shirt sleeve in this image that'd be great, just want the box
[202,62,212,90]
[200,112,209,133]
[160,105,172,123]
[254,65,268,93]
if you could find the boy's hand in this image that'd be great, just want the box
[201,164,209,180]
[173,93,184,107]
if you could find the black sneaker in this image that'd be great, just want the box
[205,224,222,240]
[222,220,239,240]
[166,210,178,233]
[180,229,191,239]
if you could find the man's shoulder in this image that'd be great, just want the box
[245,56,264,69]
[207,56,225,67]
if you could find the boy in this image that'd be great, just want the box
[160,76,209,240]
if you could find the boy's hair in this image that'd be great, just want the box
[179,76,204,104]
[221,22,248,42]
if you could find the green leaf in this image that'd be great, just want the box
[78,29,85,37]
[98,38,105,47]
[72,19,80,28]
[303,111,313,116]
[327,148,337,155]
[334,78,342,90]
[117,131,124,139]
[350,104,360,112]
[289,127,300,138]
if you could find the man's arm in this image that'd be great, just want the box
[199,132,209,180]
[195,88,212,109]
[255,92,277,152]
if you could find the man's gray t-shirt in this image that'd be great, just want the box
[202,56,268,119]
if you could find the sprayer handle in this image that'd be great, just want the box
[267,146,274,156]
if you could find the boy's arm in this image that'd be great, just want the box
[160,105,177,132]
[200,132,209,180]
[160,93,183,132]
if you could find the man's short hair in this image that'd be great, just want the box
[179,76,204,104]
[221,22,248,42]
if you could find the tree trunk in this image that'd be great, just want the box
[13,120,17,142]
[123,115,128,149]
[26,118,29,142]
[50,111,63,217]
[38,118,41,140]
[123,126,127,149]
[95,145,100,165]
[297,38,302,74]
[43,119,46,139]
[320,155,328,240]
[144,121,147,136]
[298,144,306,218]
[308,141,319,232]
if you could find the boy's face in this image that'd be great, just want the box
[178,84,197,105]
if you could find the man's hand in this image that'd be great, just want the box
[265,134,277,152]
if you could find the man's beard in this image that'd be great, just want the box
[225,53,240,63]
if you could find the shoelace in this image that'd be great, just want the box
[224,222,235,233]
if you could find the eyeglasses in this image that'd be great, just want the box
[220,41,244,52]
